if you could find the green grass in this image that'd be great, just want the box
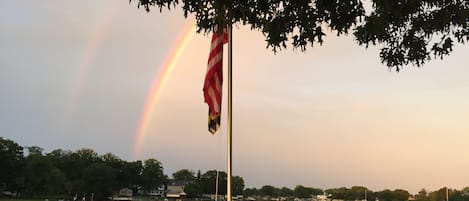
[0,199,43,201]
[0,197,70,201]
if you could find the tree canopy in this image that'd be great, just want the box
[0,137,23,192]
[172,169,196,183]
[130,0,469,71]
[0,137,249,199]
[5,137,469,201]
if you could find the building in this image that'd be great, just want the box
[166,180,187,199]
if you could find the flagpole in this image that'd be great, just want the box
[226,23,233,201]
[215,170,219,201]
[446,187,449,201]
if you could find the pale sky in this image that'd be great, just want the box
[1,0,469,194]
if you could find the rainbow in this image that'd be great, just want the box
[133,17,197,158]
[64,3,119,123]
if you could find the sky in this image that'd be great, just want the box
[1,0,469,194]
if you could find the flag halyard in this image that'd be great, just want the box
[203,28,228,134]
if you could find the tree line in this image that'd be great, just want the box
[0,137,244,200]
[245,186,469,201]
[2,137,469,201]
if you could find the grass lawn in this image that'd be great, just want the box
[1,199,43,201]
[1,197,70,201]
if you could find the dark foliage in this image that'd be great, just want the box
[130,0,469,71]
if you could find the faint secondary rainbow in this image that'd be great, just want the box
[64,3,118,124]
[133,17,196,158]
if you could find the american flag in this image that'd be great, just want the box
[203,28,228,134]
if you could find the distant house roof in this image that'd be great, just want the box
[166,180,186,198]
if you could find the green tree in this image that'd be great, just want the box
[101,153,123,166]
[120,160,143,194]
[260,185,277,197]
[232,176,245,196]
[0,137,24,193]
[415,189,430,201]
[73,147,100,193]
[294,185,322,198]
[310,187,323,196]
[448,189,464,201]
[244,187,259,197]
[141,159,167,192]
[131,0,469,71]
[83,163,116,201]
[100,153,125,189]
[22,149,66,196]
[196,170,202,182]
[393,189,410,201]
[377,189,409,201]
[184,182,203,198]
[377,189,394,201]
[46,149,83,194]
[279,187,294,197]
[198,170,243,196]
[462,187,469,195]
[26,146,44,156]
[346,186,368,201]
[326,187,348,200]
[76,148,99,167]
[46,149,72,170]
[454,187,469,201]
[430,188,449,201]
[200,170,227,195]
[172,169,196,183]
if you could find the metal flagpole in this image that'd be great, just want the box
[446,187,449,201]
[227,22,233,201]
[215,170,219,201]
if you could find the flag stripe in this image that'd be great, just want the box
[203,28,227,134]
